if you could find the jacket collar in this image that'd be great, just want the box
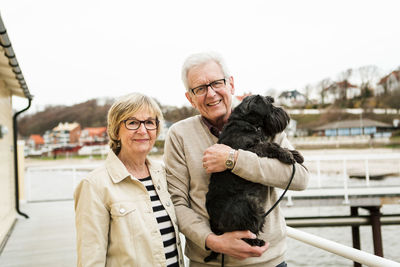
[105,150,163,184]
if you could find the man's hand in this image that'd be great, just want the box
[205,231,269,260]
[203,144,238,173]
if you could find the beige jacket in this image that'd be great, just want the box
[164,115,309,267]
[74,150,184,267]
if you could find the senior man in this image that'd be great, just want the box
[164,52,309,267]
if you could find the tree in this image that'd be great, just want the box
[336,68,353,100]
[302,83,313,105]
[317,78,332,105]
[358,65,380,98]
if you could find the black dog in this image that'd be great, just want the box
[205,95,304,262]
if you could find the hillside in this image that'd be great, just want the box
[18,98,198,137]
[18,96,399,138]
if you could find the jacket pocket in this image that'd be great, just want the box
[110,202,136,218]
[109,202,139,266]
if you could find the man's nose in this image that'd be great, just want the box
[206,85,217,96]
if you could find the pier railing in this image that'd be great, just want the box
[24,164,100,202]
[287,226,400,266]
[305,152,400,188]
[283,152,400,206]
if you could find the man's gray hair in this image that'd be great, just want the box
[181,51,231,92]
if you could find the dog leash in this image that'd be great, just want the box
[263,163,296,218]
[219,164,296,267]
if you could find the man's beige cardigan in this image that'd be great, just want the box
[164,115,309,267]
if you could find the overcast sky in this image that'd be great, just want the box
[2,0,400,113]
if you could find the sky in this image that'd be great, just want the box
[2,0,400,113]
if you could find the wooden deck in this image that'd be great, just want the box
[0,201,76,267]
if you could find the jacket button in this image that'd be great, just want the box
[166,201,170,207]
[119,208,126,214]
[157,185,161,190]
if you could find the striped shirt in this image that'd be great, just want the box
[140,176,179,267]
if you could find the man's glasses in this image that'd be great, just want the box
[123,118,159,130]
[190,78,226,96]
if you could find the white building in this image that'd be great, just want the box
[375,70,400,95]
[0,14,33,246]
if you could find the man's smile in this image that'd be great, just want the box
[207,99,222,106]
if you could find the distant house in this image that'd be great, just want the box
[322,81,359,103]
[277,90,306,107]
[375,70,400,95]
[0,14,32,246]
[28,134,45,149]
[313,119,393,137]
[45,122,81,145]
[80,127,107,145]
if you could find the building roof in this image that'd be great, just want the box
[378,70,400,85]
[314,119,392,130]
[324,80,357,92]
[0,14,32,99]
[29,134,44,145]
[278,90,304,98]
[53,122,80,132]
[83,127,107,136]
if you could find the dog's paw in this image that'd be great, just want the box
[242,238,266,247]
[277,149,296,164]
[290,150,304,164]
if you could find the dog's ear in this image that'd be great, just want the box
[263,106,290,137]
[264,96,274,104]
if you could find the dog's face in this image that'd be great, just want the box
[231,94,290,137]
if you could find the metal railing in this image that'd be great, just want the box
[283,153,400,206]
[25,164,100,202]
[306,152,400,187]
[287,226,400,266]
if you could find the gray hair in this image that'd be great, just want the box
[181,51,231,91]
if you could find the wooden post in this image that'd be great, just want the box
[369,206,384,257]
[363,206,384,257]
[351,207,361,267]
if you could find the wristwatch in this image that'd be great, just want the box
[225,149,236,169]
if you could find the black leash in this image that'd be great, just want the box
[219,164,296,267]
[263,163,296,218]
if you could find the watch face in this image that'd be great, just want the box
[225,160,234,169]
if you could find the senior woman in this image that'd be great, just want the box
[74,93,184,267]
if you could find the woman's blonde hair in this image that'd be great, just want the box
[107,92,163,154]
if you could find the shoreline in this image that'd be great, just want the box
[24,148,400,176]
